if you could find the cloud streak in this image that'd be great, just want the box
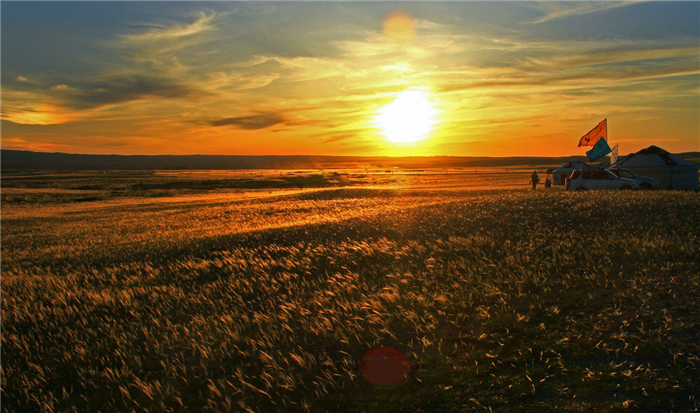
[52,73,196,110]
[209,114,285,130]
[119,11,216,44]
[526,2,638,24]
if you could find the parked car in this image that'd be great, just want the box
[566,169,638,191]
[608,168,659,190]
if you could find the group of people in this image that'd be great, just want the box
[529,170,551,190]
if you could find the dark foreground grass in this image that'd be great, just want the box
[2,186,699,412]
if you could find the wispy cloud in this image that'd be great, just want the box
[2,12,218,125]
[432,39,700,94]
[115,10,219,74]
[526,2,639,24]
[119,11,216,43]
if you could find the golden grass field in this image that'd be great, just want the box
[2,170,699,412]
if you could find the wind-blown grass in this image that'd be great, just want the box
[2,178,699,412]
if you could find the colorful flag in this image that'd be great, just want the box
[586,137,612,162]
[611,143,619,164]
[578,119,607,147]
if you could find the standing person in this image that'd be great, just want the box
[530,170,539,190]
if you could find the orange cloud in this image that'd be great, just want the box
[1,89,79,125]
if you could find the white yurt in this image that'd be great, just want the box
[609,146,699,190]
[550,160,589,186]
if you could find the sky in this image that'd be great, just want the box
[2,1,699,157]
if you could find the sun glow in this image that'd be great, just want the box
[375,89,439,144]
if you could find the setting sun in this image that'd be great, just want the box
[375,89,439,144]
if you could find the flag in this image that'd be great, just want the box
[586,137,612,162]
[611,143,619,164]
[578,119,607,147]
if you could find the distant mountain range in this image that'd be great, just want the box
[2,149,699,171]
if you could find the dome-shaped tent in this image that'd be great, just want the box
[609,146,699,190]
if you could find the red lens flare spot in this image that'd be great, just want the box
[359,346,410,385]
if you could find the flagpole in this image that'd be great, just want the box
[606,118,609,166]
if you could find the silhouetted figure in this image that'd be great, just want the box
[530,170,539,190]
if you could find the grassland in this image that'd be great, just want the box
[2,170,699,412]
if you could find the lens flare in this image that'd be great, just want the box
[359,347,410,385]
[382,10,415,44]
